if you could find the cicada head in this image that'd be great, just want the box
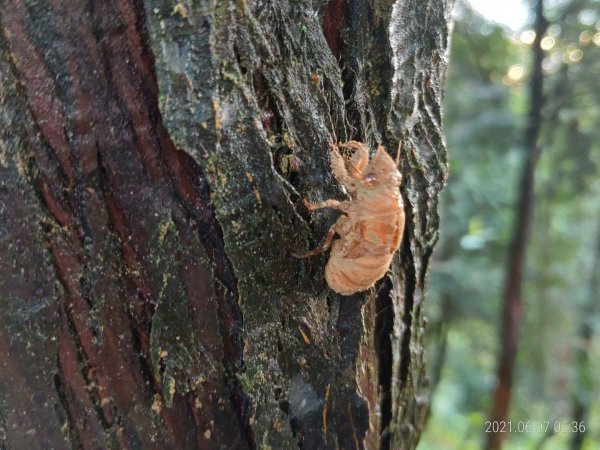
[361,145,402,189]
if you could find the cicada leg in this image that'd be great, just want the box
[302,198,351,212]
[298,224,337,258]
[298,214,352,259]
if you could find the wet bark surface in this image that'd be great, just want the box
[0,0,451,448]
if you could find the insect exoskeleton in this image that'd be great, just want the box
[302,141,405,295]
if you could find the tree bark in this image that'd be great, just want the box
[0,0,451,448]
[486,1,547,449]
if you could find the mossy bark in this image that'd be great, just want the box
[0,0,451,448]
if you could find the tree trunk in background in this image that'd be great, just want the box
[0,1,451,448]
[570,220,600,450]
[486,1,547,449]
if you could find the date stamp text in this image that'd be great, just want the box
[485,420,585,434]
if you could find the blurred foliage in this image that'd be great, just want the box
[419,0,600,449]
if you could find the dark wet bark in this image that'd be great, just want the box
[486,1,547,449]
[0,0,451,448]
[426,294,451,400]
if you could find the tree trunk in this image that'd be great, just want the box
[0,0,451,448]
[486,1,547,449]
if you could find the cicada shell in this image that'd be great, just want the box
[303,141,405,295]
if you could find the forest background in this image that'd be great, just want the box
[419,0,600,449]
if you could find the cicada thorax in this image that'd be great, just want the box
[351,186,405,252]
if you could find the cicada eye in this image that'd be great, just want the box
[364,173,377,183]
